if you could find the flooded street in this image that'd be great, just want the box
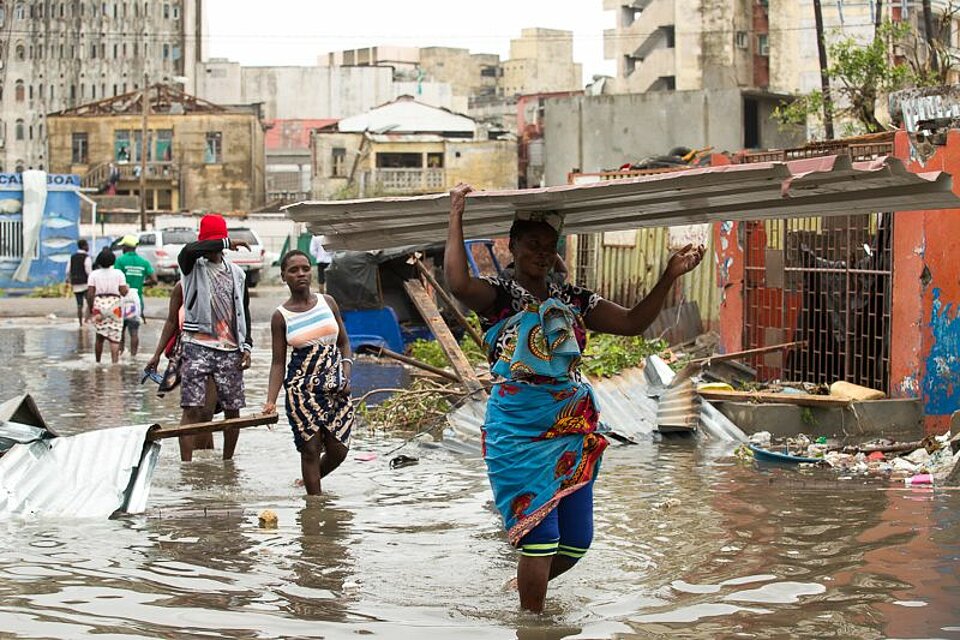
[1,319,958,639]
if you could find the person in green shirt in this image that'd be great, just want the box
[115,235,158,356]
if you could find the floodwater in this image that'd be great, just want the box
[0,319,958,639]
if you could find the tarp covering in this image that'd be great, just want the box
[0,424,160,518]
[285,155,960,252]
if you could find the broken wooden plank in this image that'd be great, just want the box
[148,413,278,441]
[697,389,852,408]
[692,341,806,365]
[403,279,485,394]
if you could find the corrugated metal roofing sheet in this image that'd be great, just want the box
[336,98,476,135]
[442,359,747,455]
[0,425,160,518]
[285,155,960,251]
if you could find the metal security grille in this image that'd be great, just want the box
[0,217,24,260]
[742,214,894,392]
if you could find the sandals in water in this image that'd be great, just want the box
[389,454,420,469]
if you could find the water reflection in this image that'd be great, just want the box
[0,320,958,638]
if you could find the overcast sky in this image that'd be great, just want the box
[204,0,616,82]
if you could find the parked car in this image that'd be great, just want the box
[110,227,197,282]
[224,227,266,288]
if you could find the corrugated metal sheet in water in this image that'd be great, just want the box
[0,425,160,518]
[284,155,960,251]
[442,360,747,453]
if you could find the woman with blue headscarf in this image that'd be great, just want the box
[444,183,705,613]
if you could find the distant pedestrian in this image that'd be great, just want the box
[154,214,252,462]
[309,234,332,293]
[115,235,157,356]
[263,250,353,495]
[66,239,93,327]
[86,250,129,364]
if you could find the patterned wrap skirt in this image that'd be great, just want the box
[93,295,123,344]
[284,343,354,452]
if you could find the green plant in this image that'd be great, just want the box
[800,407,818,428]
[774,20,915,135]
[581,334,667,378]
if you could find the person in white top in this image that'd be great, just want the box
[309,234,332,293]
[86,251,129,364]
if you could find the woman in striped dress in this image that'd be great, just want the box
[264,250,354,495]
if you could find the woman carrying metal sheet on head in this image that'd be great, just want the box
[443,183,705,613]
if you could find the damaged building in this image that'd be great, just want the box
[311,96,517,199]
[0,0,203,173]
[47,84,265,214]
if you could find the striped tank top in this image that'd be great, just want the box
[277,295,340,349]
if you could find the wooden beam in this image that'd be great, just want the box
[692,341,806,365]
[359,345,461,383]
[697,389,852,408]
[147,413,278,441]
[403,279,485,394]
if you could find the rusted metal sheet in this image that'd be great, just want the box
[284,155,959,252]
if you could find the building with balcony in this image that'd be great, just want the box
[47,84,266,215]
[311,96,517,199]
[0,0,204,174]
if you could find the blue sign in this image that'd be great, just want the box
[0,174,82,290]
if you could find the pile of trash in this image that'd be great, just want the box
[739,430,960,486]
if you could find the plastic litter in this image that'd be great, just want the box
[904,473,934,486]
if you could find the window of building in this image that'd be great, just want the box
[14,120,24,141]
[172,2,180,19]
[15,44,24,60]
[162,44,170,59]
[155,129,173,161]
[735,31,749,50]
[91,84,96,99]
[204,132,222,163]
[60,3,65,18]
[757,33,770,56]
[28,125,33,141]
[70,84,76,101]
[49,85,55,100]
[133,42,138,57]
[90,43,97,59]
[28,85,32,100]
[331,147,347,177]
[115,130,131,162]
[14,2,24,20]
[113,43,118,58]
[426,153,444,168]
[14,81,24,102]
[163,3,169,18]
[113,2,118,18]
[376,152,422,168]
[72,132,89,163]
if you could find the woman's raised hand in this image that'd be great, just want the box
[666,244,706,280]
[449,183,474,220]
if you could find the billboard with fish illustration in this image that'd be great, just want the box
[0,173,81,289]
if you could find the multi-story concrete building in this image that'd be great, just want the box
[604,0,960,96]
[501,28,582,96]
[0,0,203,173]
[195,59,465,120]
[419,47,502,100]
[47,84,265,214]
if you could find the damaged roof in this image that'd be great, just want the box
[284,155,960,251]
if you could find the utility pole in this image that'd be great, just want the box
[922,0,940,76]
[874,0,883,38]
[139,75,149,231]
[813,0,835,140]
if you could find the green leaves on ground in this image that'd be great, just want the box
[581,334,667,378]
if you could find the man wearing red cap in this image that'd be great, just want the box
[164,214,253,462]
